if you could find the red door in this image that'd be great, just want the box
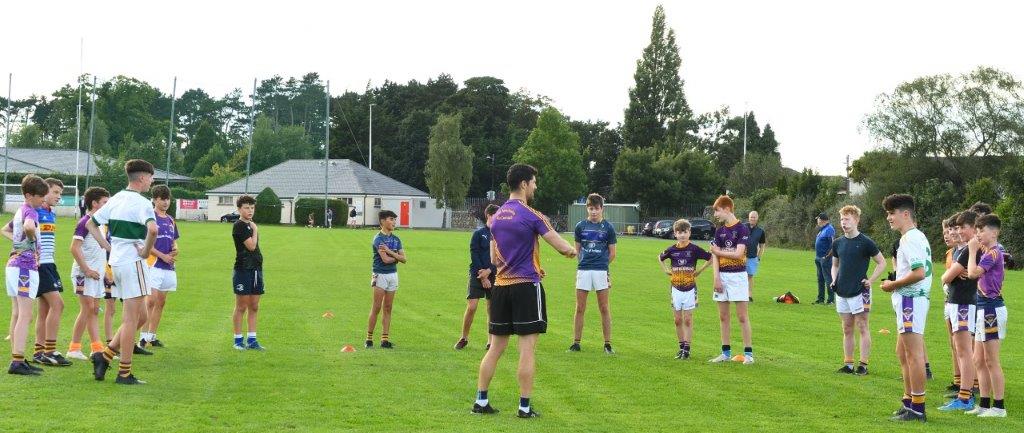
[400,201,410,227]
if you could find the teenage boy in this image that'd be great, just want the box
[366,210,406,349]
[232,195,265,351]
[829,205,886,375]
[966,214,1007,417]
[708,195,754,364]
[6,175,49,375]
[455,204,498,350]
[939,214,964,397]
[67,187,111,360]
[570,193,617,354]
[659,219,712,360]
[33,178,71,366]
[879,194,932,422]
[938,211,978,412]
[86,159,159,385]
[140,185,179,348]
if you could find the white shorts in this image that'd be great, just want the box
[70,268,106,299]
[891,293,928,335]
[976,306,1008,342]
[671,288,697,311]
[111,261,152,300]
[5,267,39,299]
[713,272,749,302]
[836,289,872,315]
[945,303,976,334]
[148,267,178,292]
[576,270,610,292]
[372,272,399,292]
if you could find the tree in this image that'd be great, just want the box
[184,120,225,169]
[253,187,282,224]
[191,143,229,178]
[622,5,693,149]
[726,152,785,197]
[199,163,243,189]
[613,147,722,214]
[513,107,585,215]
[571,120,621,198]
[424,113,474,229]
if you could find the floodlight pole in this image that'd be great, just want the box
[369,103,374,171]
[165,76,177,185]
[324,80,330,227]
[85,76,97,189]
[244,78,256,195]
[74,38,84,215]
[742,103,748,166]
[3,73,13,200]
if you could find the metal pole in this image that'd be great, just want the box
[74,38,84,215]
[369,103,374,171]
[3,74,14,197]
[85,76,97,189]
[742,106,748,165]
[324,80,330,227]
[244,78,256,195]
[165,76,177,185]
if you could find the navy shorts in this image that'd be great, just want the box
[233,269,265,296]
[37,263,64,295]
[467,275,493,300]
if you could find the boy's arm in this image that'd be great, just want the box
[880,267,925,292]
[139,221,158,258]
[711,255,722,292]
[830,257,839,284]
[967,244,986,279]
[70,239,100,279]
[1,221,13,241]
[867,253,887,286]
[608,244,617,264]
[242,223,258,251]
[85,219,111,251]
[942,262,965,285]
[694,260,712,277]
[713,244,747,260]
[389,249,407,264]
[541,231,577,258]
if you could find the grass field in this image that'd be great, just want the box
[0,217,1019,432]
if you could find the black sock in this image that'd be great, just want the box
[994,399,1005,409]
[679,342,685,350]
[980,397,992,408]
[743,346,753,354]
[722,344,731,353]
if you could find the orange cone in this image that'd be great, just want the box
[340,344,355,353]
[322,311,335,319]
[878,328,891,334]
[731,354,745,362]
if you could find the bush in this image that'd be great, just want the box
[749,188,778,212]
[253,187,282,224]
[760,194,817,249]
[293,198,349,228]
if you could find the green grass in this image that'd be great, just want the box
[0,218,1020,432]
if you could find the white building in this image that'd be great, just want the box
[205,159,447,228]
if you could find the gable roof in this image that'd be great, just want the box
[207,159,429,198]
[0,148,190,182]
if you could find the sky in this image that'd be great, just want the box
[3,0,1022,175]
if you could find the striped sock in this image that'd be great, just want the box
[33,343,44,356]
[910,393,925,414]
[11,353,24,363]
[844,358,854,368]
[958,388,972,403]
[381,333,390,342]
[102,347,117,363]
[44,339,56,355]
[953,374,961,387]
[118,362,131,378]
[366,331,373,341]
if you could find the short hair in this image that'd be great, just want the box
[585,193,604,208]
[969,201,993,215]
[151,185,171,200]
[976,214,1001,230]
[882,194,915,215]
[506,164,538,192]
[44,178,64,189]
[236,195,256,208]
[956,210,978,227]
[839,205,861,218]
[21,174,48,197]
[125,159,155,179]
[484,204,499,217]
[713,195,734,211]
[84,187,110,210]
[942,213,959,229]
[673,219,691,233]
[379,210,398,221]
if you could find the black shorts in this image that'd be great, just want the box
[37,263,63,295]
[233,269,265,296]
[489,282,547,336]
[467,276,493,300]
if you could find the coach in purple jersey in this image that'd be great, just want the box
[472,164,577,419]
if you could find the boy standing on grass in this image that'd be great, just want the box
[569,193,617,354]
[879,194,932,422]
[32,178,72,366]
[366,210,406,349]
[67,187,111,360]
[966,214,1008,418]
[140,185,179,348]
[938,211,979,412]
[86,159,158,385]
[939,214,966,398]
[707,195,754,365]
[231,195,265,351]
[829,205,886,376]
[455,204,498,350]
[658,219,711,360]
[6,175,48,376]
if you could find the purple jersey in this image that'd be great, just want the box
[711,221,750,273]
[491,199,554,286]
[978,246,1005,299]
[7,203,40,270]
[149,214,179,270]
[660,242,712,291]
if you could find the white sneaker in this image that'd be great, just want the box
[743,354,755,365]
[709,354,730,363]
[66,350,87,360]
[978,408,1006,418]
[965,406,987,416]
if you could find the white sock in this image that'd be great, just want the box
[234,334,243,339]
[150,333,157,341]
[519,405,530,413]
[247,332,257,338]
[140,332,151,342]
[476,398,488,406]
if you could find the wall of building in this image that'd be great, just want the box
[207,194,446,228]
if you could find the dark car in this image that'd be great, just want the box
[651,220,676,239]
[220,211,240,223]
[688,218,715,240]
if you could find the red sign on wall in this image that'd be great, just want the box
[178,199,199,210]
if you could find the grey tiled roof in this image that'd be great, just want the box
[0,148,190,181]
[207,159,428,198]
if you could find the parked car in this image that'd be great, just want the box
[641,219,661,236]
[651,220,676,239]
[688,218,715,240]
[220,211,240,223]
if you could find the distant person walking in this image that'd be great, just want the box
[814,212,836,304]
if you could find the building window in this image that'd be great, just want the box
[344,197,353,205]
[218,196,233,205]
[374,198,382,208]
[419,200,426,209]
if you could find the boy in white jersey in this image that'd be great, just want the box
[67,187,111,360]
[85,159,159,385]
[880,194,932,422]
[140,185,179,348]
[5,175,49,375]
